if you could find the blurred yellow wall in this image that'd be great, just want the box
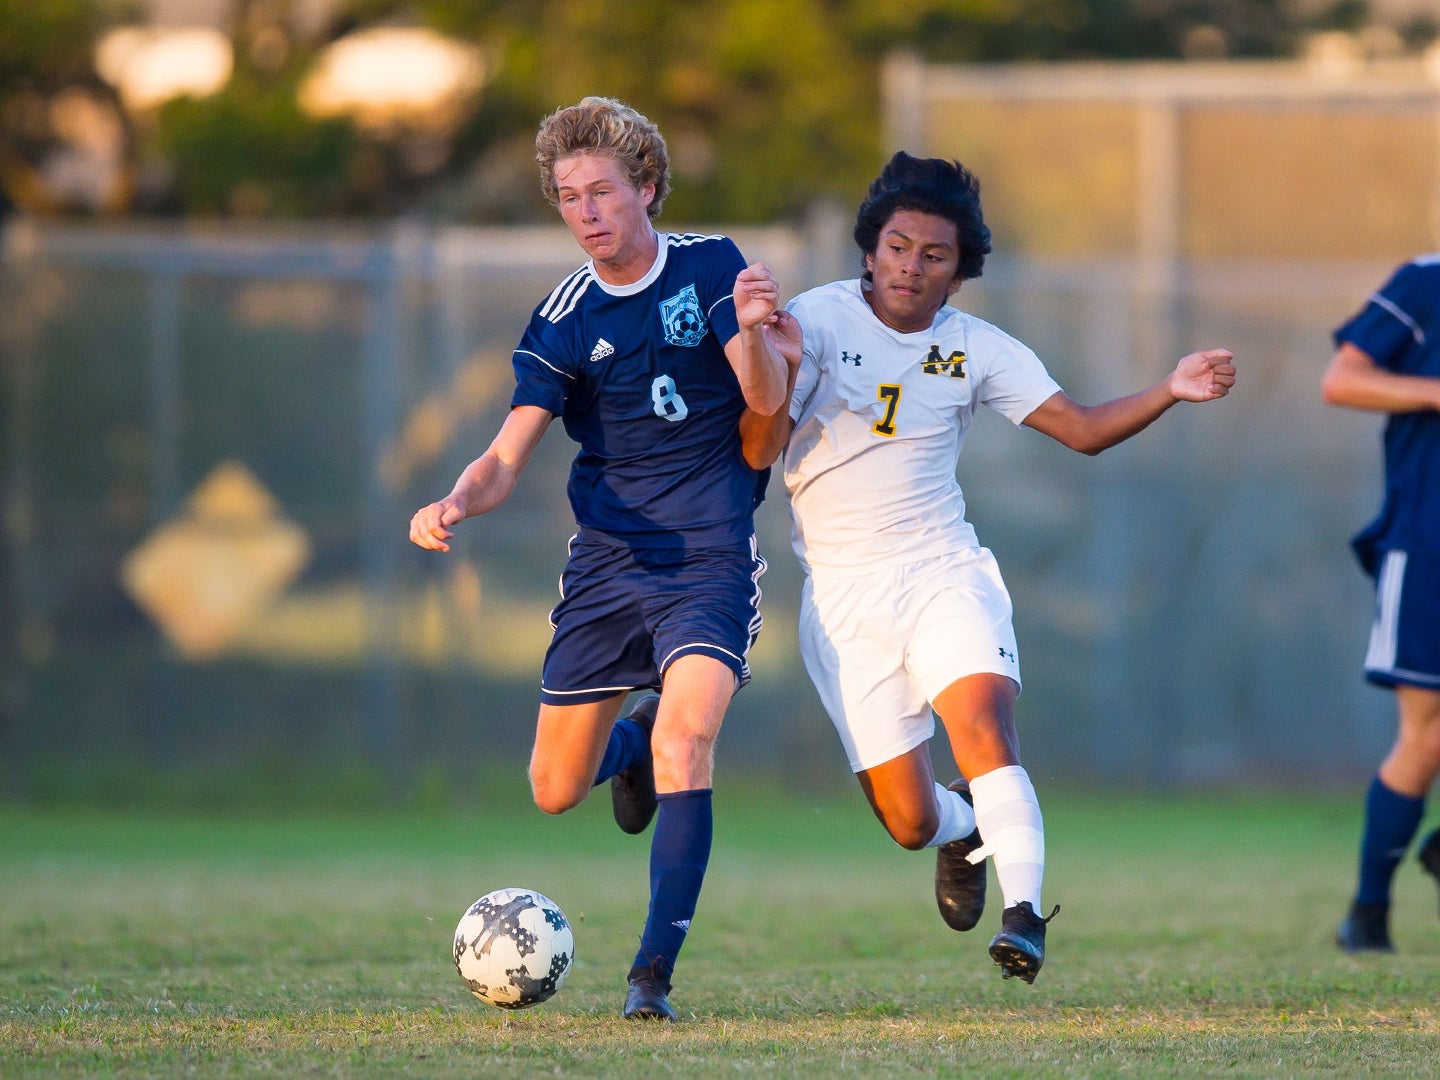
[887,55,1440,260]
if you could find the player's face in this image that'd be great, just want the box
[554,152,657,285]
[863,209,963,333]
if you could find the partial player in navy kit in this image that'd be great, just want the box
[410,97,799,1019]
[1323,254,1440,952]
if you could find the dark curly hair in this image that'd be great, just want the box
[852,151,991,282]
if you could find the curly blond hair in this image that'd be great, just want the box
[535,97,671,219]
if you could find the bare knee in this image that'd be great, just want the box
[1409,734,1440,776]
[528,766,587,816]
[652,729,717,792]
[1393,729,1440,789]
[1416,719,1440,759]
[855,753,941,850]
[874,805,936,851]
[1388,689,1440,791]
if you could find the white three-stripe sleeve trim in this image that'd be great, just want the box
[541,267,594,323]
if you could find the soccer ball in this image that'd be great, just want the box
[453,888,575,1009]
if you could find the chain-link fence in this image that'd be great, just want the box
[0,214,1402,800]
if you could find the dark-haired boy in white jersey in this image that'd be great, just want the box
[742,151,1236,983]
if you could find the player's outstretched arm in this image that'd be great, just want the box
[1322,341,1440,414]
[726,262,793,417]
[408,405,552,552]
[1023,348,1235,456]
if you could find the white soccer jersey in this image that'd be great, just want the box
[783,279,1062,573]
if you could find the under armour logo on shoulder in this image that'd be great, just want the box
[840,351,862,366]
[589,338,615,362]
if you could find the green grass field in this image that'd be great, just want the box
[4,779,1439,1078]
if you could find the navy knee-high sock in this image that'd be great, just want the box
[631,789,712,985]
[591,717,648,786]
[1356,774,1425,906]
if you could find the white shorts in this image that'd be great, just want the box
[798,548,1021,773]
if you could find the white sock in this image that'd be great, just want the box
[924,781,978,848]
[968,765,1044,911]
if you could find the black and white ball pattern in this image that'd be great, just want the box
[453,888,574,1009]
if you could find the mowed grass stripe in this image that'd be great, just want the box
[3,785,1438,1077]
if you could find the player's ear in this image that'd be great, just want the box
[947,275,964,297]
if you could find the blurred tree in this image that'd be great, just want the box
[2,0,1426,222]
[136,0,370,216]
[517,0,879,222]
[332,0,1403,223]
[136,0,500,218]
[0,0,137,214]
[150,81,364,217]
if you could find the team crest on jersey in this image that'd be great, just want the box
[660,284,707,347]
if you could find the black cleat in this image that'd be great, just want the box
[611,693,659,835]
[1336,901,1393,952]
[622,962,677,1021]
[935,779,987,931]
[989,901,1059,984]
[1418,829,1440,915]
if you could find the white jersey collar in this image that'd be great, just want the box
[590,231,669,296]
[851,278,956,338]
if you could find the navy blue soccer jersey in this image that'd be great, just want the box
[511,232,767,548]
[1334,253,1440,576]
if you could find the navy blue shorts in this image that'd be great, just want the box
[1364,548,1440,689]
[539,532,768,705]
